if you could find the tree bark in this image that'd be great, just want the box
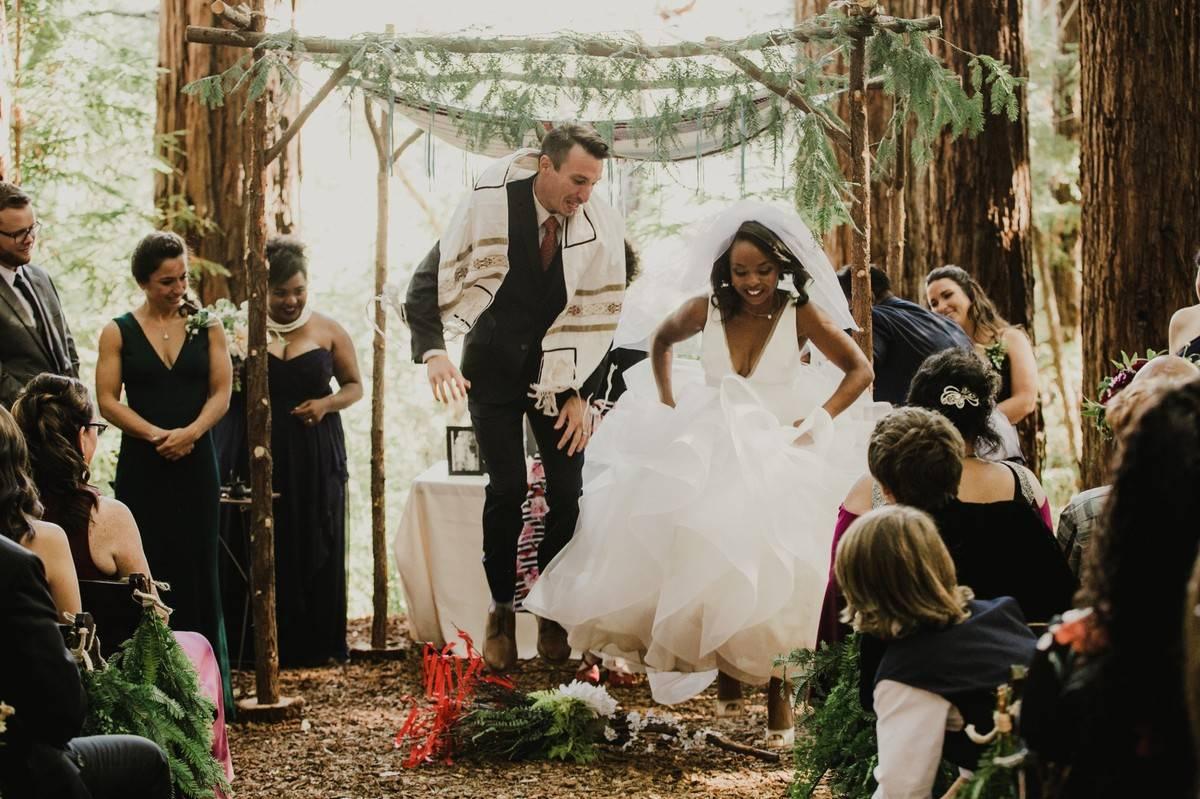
[1078,0,1200,489]
[155,0,299,304]
[848,33,873,356]
[927,0,1039,473]
[244,0,279,706]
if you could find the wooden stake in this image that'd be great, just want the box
[848,32,873,359]
[238,0,299,720]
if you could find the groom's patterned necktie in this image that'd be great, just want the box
[539,216,559,271]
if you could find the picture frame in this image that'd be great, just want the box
[446,425,486,476]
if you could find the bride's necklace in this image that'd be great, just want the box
[743,294,781,320]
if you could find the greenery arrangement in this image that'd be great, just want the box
[81,608,229,799]
[182,4,1023,234]
[785,636,881,798]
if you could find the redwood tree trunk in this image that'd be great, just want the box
[1078,0,1200,489]
[928,0,1039,472]
[155,0,298,304]
[0,1,12,181]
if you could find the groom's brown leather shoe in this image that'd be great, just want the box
[483,605,517,673]
[536,617,571,665]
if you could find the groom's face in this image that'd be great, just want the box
[536,145,603,217]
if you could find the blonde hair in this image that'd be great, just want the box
[835,505,973,639]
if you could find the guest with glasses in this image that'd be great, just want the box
[0,182,78,408]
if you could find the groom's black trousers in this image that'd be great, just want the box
[469,395,584,604]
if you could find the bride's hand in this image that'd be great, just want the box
[792,417,815,447]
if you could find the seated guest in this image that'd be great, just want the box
[837,265,972,404]
[866,408,1073,624]
[0,524,171,799]
[1023,377,1200,798]
[0,403,79,618]
[926,265,1038,430]
[1057,354,1200,576]
[1168,248,1200,358]
[12,373,234,783]
[819,351,1062,643]
[835,505,1036,799]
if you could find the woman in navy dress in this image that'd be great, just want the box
[265,236,362,666]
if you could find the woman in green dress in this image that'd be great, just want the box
[96,230,233,710]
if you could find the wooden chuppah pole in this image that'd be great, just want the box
[239,0,301,721]
[847,25,873,356]
[357,94,423,658]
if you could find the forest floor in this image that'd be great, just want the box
[226,617,809,799]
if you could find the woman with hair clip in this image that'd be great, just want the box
[95,229,234,712]
[12,372,235,784]
[925,265,1038,433]
[526,202,877,745]
[264,234,361,666]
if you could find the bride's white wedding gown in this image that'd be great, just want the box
[524,297,881,704]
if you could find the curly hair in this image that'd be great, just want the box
[906,348,1003,454]
[1078,378,1200,776]
[925,264,1009,344]
[868,407,965,511]
[710,221,811,322]
[836,505,973,639]
[0,405,42,543]
[266,234,309,287]
[11,374,99,545]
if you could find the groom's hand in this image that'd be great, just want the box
[554,394,591,456]
[425,354,471,403]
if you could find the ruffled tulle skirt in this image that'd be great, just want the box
[524,359,885,704]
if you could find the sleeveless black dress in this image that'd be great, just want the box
[269,348,349,666]
[112,312,231,709]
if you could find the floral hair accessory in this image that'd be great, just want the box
[940,385,980,409]
[1081,349,1159,439]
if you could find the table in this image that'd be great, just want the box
[393,460,539,658]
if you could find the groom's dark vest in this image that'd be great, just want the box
[459,176,567,405]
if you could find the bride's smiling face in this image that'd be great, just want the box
[729,239,781,311]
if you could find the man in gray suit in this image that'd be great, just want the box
[0,182,78,407]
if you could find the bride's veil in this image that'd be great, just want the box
[613,200,858,353]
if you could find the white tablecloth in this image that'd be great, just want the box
[393,460,538,658]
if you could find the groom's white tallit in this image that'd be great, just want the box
[434,148,625,415]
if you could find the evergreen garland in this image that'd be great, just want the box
[182,7,1025,234]
[82,609,229,799]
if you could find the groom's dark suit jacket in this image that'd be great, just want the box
[0,263,79,407]
[405,175,605,405]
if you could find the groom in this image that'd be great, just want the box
[404,124,625,672]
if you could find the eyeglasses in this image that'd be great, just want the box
[85,422,109,435]
[0,221,42,243]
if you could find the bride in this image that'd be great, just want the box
[524,202,878,745]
